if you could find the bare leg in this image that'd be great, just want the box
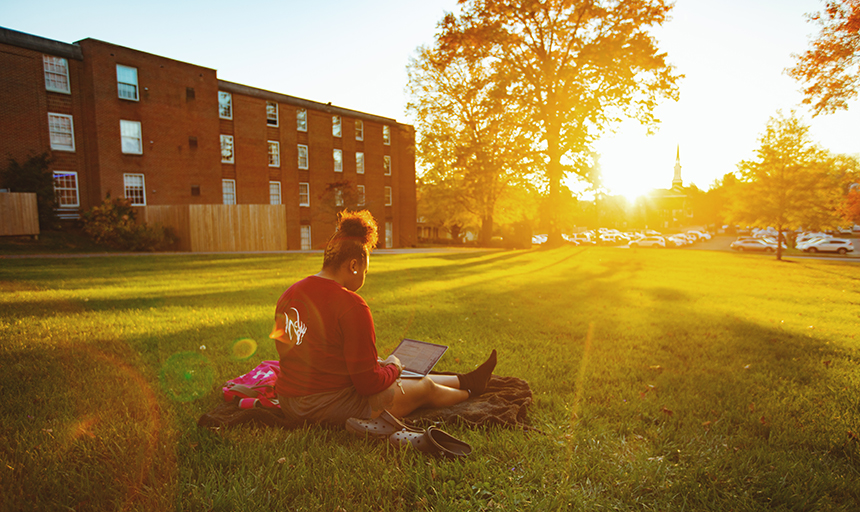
[428,374,460,388]
[369,377,468,418]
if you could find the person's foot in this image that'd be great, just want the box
[457,349,497,398]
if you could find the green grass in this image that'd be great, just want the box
[1,248,859,511]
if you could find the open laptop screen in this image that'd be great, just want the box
[390,339,448,377]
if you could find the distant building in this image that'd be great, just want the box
[636,146,693,229]
[0,26,416,249]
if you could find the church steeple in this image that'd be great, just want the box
[672,145,683,190]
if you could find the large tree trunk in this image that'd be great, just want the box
[545,123,564,247]
[480,215,494,246]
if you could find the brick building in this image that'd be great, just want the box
[0,27,417,249]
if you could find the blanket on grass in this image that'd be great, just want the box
[197,375,534,431]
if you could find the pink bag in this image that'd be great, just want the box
[222,360,280,409]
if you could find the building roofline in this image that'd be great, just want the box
[0,26,83,61]
[218,80,409,127]
[74,37,217,72]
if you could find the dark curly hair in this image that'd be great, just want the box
[322,210,379,270]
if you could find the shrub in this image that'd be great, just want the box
[80,196,176,251]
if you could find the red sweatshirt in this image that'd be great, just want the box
[273,275,398,397]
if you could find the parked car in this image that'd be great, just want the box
[629,236,665,248]
[760,237,788,250]
[730,239,776,252]
[531,234,548,245]
[570,233,596,246]
[803,238,854,254]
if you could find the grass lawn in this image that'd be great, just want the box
[1,247,858,511]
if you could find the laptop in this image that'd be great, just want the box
[389,338,448,378]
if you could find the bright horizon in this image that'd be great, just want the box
[3,0,858,201]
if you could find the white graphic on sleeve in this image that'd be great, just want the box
[285,307,307,345]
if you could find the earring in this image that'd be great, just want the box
[353,270,358,274]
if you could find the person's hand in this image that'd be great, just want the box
[380,355,403,374]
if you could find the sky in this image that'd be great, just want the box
[3,0,858,200]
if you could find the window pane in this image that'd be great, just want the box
[116,65,138,101]
[298,145,308,169]
[222,179,236,205]
[358,185,365,206]
[301,225,312,250]
[383,125,391,145]
[43,55,70,93]
[356,152,364,174]
[333,149,342,172]
[124,174,145,206]
[355,120,363,141]
[269,181,281,205]
[219,91,232,119]
[332,115,342,137]
[385,186,392,206]
[120,120,142,154]
[385,222,393,248]
[335,189,344,206]
[266,102,278,125]
[268,141,280,167]
[299,182,310,207]
[48,113,74,151]
[297,109,307,131]
[221,135,234,163]
[383,155,391,175]
[53,171,79,207]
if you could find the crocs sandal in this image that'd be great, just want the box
[388,426,472,458]
[388,428,440,455]
[345,410,421,438]
[426,427,472,459]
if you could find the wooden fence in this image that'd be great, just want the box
[0,193,40,237]
[136,204,288,252]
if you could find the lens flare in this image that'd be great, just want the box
[159,352,214,402]
[231,338,258,360]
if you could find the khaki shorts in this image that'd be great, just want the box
[279,387,372,426]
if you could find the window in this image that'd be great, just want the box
[116,65,138,101]
[383,155,391,176]
[269,181,282,205]
[266,101,278,126]
[357,185,365,206]
[383,125,391,145]
[298,144,308,169]
[268,141,280,167]
[218,91,232,119]
[356,152,364,174]
[221,135,234,163]
[120,120,142,154]
[48,113,75,151]
[297,108,307,132]
[300,225,312,250]
[43,55,70,93]
[53,171,79,207]
[335,189,344,207]
[333,149,343,173]
[299,182,310,207]
[332,115,342,137]
[385,186,392,206]
[385,222,393,248]
[222,179,236,205]
[124,174,146,206]
[355,120,364,141]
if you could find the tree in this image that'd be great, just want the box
[435,0,681,245]
[416,174,477,243]
[836,154,860,224]
[407,44,532,245]
[727,112,843,260]
[0,153,56,228]
[787,0,860,116]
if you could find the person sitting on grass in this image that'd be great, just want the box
[269,209,496,426]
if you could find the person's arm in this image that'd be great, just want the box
[341,301,399,395]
